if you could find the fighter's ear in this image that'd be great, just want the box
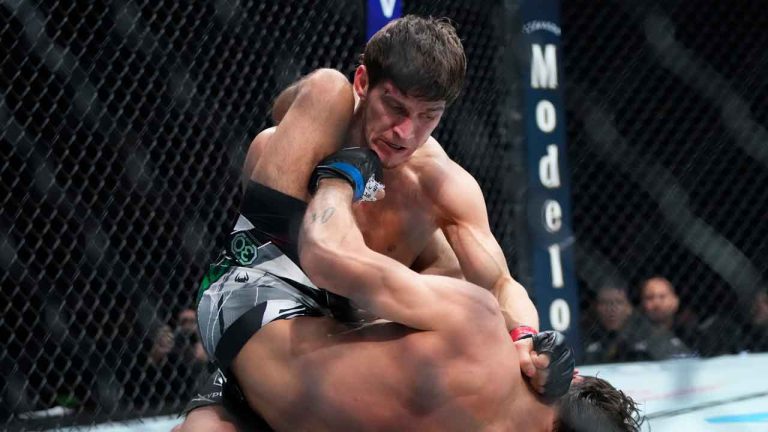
[353,65,369,99]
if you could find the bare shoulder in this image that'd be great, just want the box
[414,137,481,204]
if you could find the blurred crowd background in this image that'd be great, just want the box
[1,0,766,429]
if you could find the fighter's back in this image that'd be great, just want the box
[232,276,553,432]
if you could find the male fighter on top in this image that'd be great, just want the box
[197,146,641,431]
[179,16,580,430]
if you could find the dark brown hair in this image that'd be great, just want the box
[361,15,466,104]
[555,376,644,432]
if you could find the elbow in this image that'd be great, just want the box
[305,68,351,88]
[298,69,354,112]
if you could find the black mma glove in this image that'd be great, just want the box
[532,330,575,403]
[309,147,384,202]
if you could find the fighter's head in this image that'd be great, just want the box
[354,15,466,167]
[554,376,643,432]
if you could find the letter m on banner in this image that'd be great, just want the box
[531,44,558,89]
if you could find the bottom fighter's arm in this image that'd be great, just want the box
[299,179,499,333]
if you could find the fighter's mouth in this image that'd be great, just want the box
[381,140,405,151]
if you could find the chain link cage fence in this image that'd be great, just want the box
[1,0,517,428]
[564,0,768,364]
[1,0,766,429]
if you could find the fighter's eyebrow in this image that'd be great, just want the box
[382,90,405,103]
[383,89,444,112]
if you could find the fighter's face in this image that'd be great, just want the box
[354,67,445,168]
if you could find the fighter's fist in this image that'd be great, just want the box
[513,328,575,403]
[532,331,575,402]
[309,147,385,202]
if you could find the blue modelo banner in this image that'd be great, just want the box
[519,0,580,348]
[367,0,402,40]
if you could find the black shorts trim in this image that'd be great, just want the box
[214,302,269,371]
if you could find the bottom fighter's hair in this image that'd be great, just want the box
[554,376,644,432]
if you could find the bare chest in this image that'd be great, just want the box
[352,185,436,266]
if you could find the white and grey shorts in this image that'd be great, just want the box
[197,239,329,371]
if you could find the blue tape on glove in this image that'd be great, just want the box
[328,161,365,200]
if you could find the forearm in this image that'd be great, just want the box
[302,181,357,248]
[299,180,364,293]
[443,223,539,330]
[494,276,539,331]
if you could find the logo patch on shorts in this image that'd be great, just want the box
[230,232,258,265]
[213,371,226,387]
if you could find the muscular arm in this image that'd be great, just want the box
[241,127,275,191]
[434,163,539,330]
[299,180,500,332]
[271,79,303,125]
[241,68,354,200]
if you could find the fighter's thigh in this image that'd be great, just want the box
[175,405,239,432]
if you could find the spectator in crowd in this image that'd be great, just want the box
[149,309,207,367]
[640,277,693,351]
[134,309,208,410]
[742,289,768,352]
[148,324,175,366]
[640,276,742,357]
[584,281,690,364]
[639,277,680,331]
[173,309,208,365]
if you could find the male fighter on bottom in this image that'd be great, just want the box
[186,149,642,431]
